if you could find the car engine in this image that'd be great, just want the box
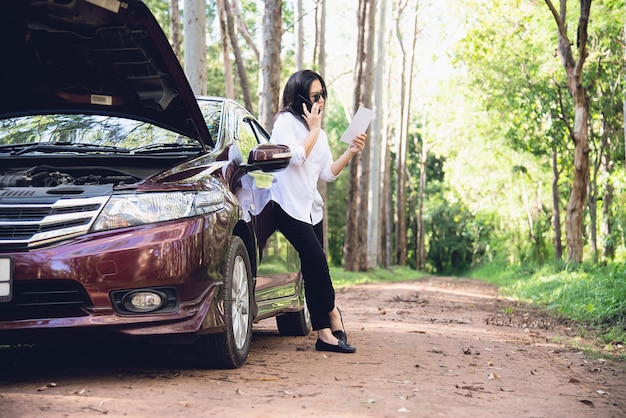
[0,167,139,188]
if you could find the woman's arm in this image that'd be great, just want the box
[330,133,367,176]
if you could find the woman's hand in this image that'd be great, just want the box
[302,102,323,131]
[331,132,368,176]
[348,133,367,155]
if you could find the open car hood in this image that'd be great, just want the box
[0,0,213,148]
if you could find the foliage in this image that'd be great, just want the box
[449,0,625,267]
[611,171,626,258]
[470,260,626,345]
[329,265,426,288]
[325,104,352,266]
[422,190,496,274]
[144,0,170,35]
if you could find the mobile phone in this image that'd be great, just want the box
[298,94,313,111]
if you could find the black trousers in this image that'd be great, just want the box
[271,202,335,330]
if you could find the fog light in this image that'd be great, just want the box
[124,291,164,312]
[111,287,178,315]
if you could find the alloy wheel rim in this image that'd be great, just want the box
[231,255,250,350]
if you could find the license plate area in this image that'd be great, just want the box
[0,257,12,302]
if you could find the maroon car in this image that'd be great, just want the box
[0,0,310,368]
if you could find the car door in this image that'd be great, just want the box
[231,108,302,310]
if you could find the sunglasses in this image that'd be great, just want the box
[311,88,327,103]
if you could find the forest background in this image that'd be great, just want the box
[145,0,625,349]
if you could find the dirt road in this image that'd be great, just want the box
[0,277,624,417]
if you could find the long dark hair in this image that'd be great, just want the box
[278,69,327,128]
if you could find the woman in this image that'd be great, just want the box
[269,69,367,353]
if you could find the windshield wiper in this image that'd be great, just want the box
[0,143,34,153]
[131,143,202,154]
[7,142,131,155]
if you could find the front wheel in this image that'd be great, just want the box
[195,236,253,369]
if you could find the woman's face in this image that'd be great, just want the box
[308,79,326,111]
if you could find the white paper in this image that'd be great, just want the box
[340,106,374,145]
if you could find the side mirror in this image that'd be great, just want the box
[243,144,291,172]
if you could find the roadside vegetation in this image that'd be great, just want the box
[470,261,626,349]
[333,262,626,354]
[330,265,427,287]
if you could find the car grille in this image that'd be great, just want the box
[0,196,108,251]
[0,280,93,321]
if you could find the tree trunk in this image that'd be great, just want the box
[224,0,253,111]
[183,0,206,95]
[394,0,420,266]
[169,0,181,62]
[367,0,388,269]
[545,0,592,263]
[315,0,326,73]
[382,132,393,268]
[296,0,304,71]
[258,0,282,130]
[551,146,563,260]
[600,115,615,260]
[232,0,259,62]
[314,0,329,256]
[344,0,375,272]
[380,35,395,269]
[357,0,376,271]
[216,0,234,99]
[588,175,598,263]
[416,135,427,270]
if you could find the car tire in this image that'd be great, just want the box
[276,290,311,336]
[195,236,253,369]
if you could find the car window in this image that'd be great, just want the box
[0,114,199,153]
[249,120,270,144]
[237,118,259,158]
[197,100,222,144]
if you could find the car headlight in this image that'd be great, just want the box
[91,191,224,232]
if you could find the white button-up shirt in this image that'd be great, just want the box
[270,112,338,224]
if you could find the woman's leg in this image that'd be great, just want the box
[312,221,345,336]
[273,204,334,331]
[273,204,354,352]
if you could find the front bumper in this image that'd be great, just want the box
[0,216,229,339]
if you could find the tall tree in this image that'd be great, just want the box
[169,0,181,62]
[258,0,282,130]
[551,141,564,260]
[232,0,260,62]
[344,0,376,271]
[295,0,304,71]
[183,0,207,95]
[416,117,429,270]
[224,0,253,110]
[544,0,592,263]
[314,0,329,255]
[393,0,420,266]
[587,4,625,262]
[314,0,326,73]
[367,0,389,268]
[217,0,235,99]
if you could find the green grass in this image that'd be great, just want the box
[329,265,427,288]
[469,260,626,347]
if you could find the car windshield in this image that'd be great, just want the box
[0,113,214,155]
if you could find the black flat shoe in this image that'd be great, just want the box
[332,330,348,344]
[315,338,356,353]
